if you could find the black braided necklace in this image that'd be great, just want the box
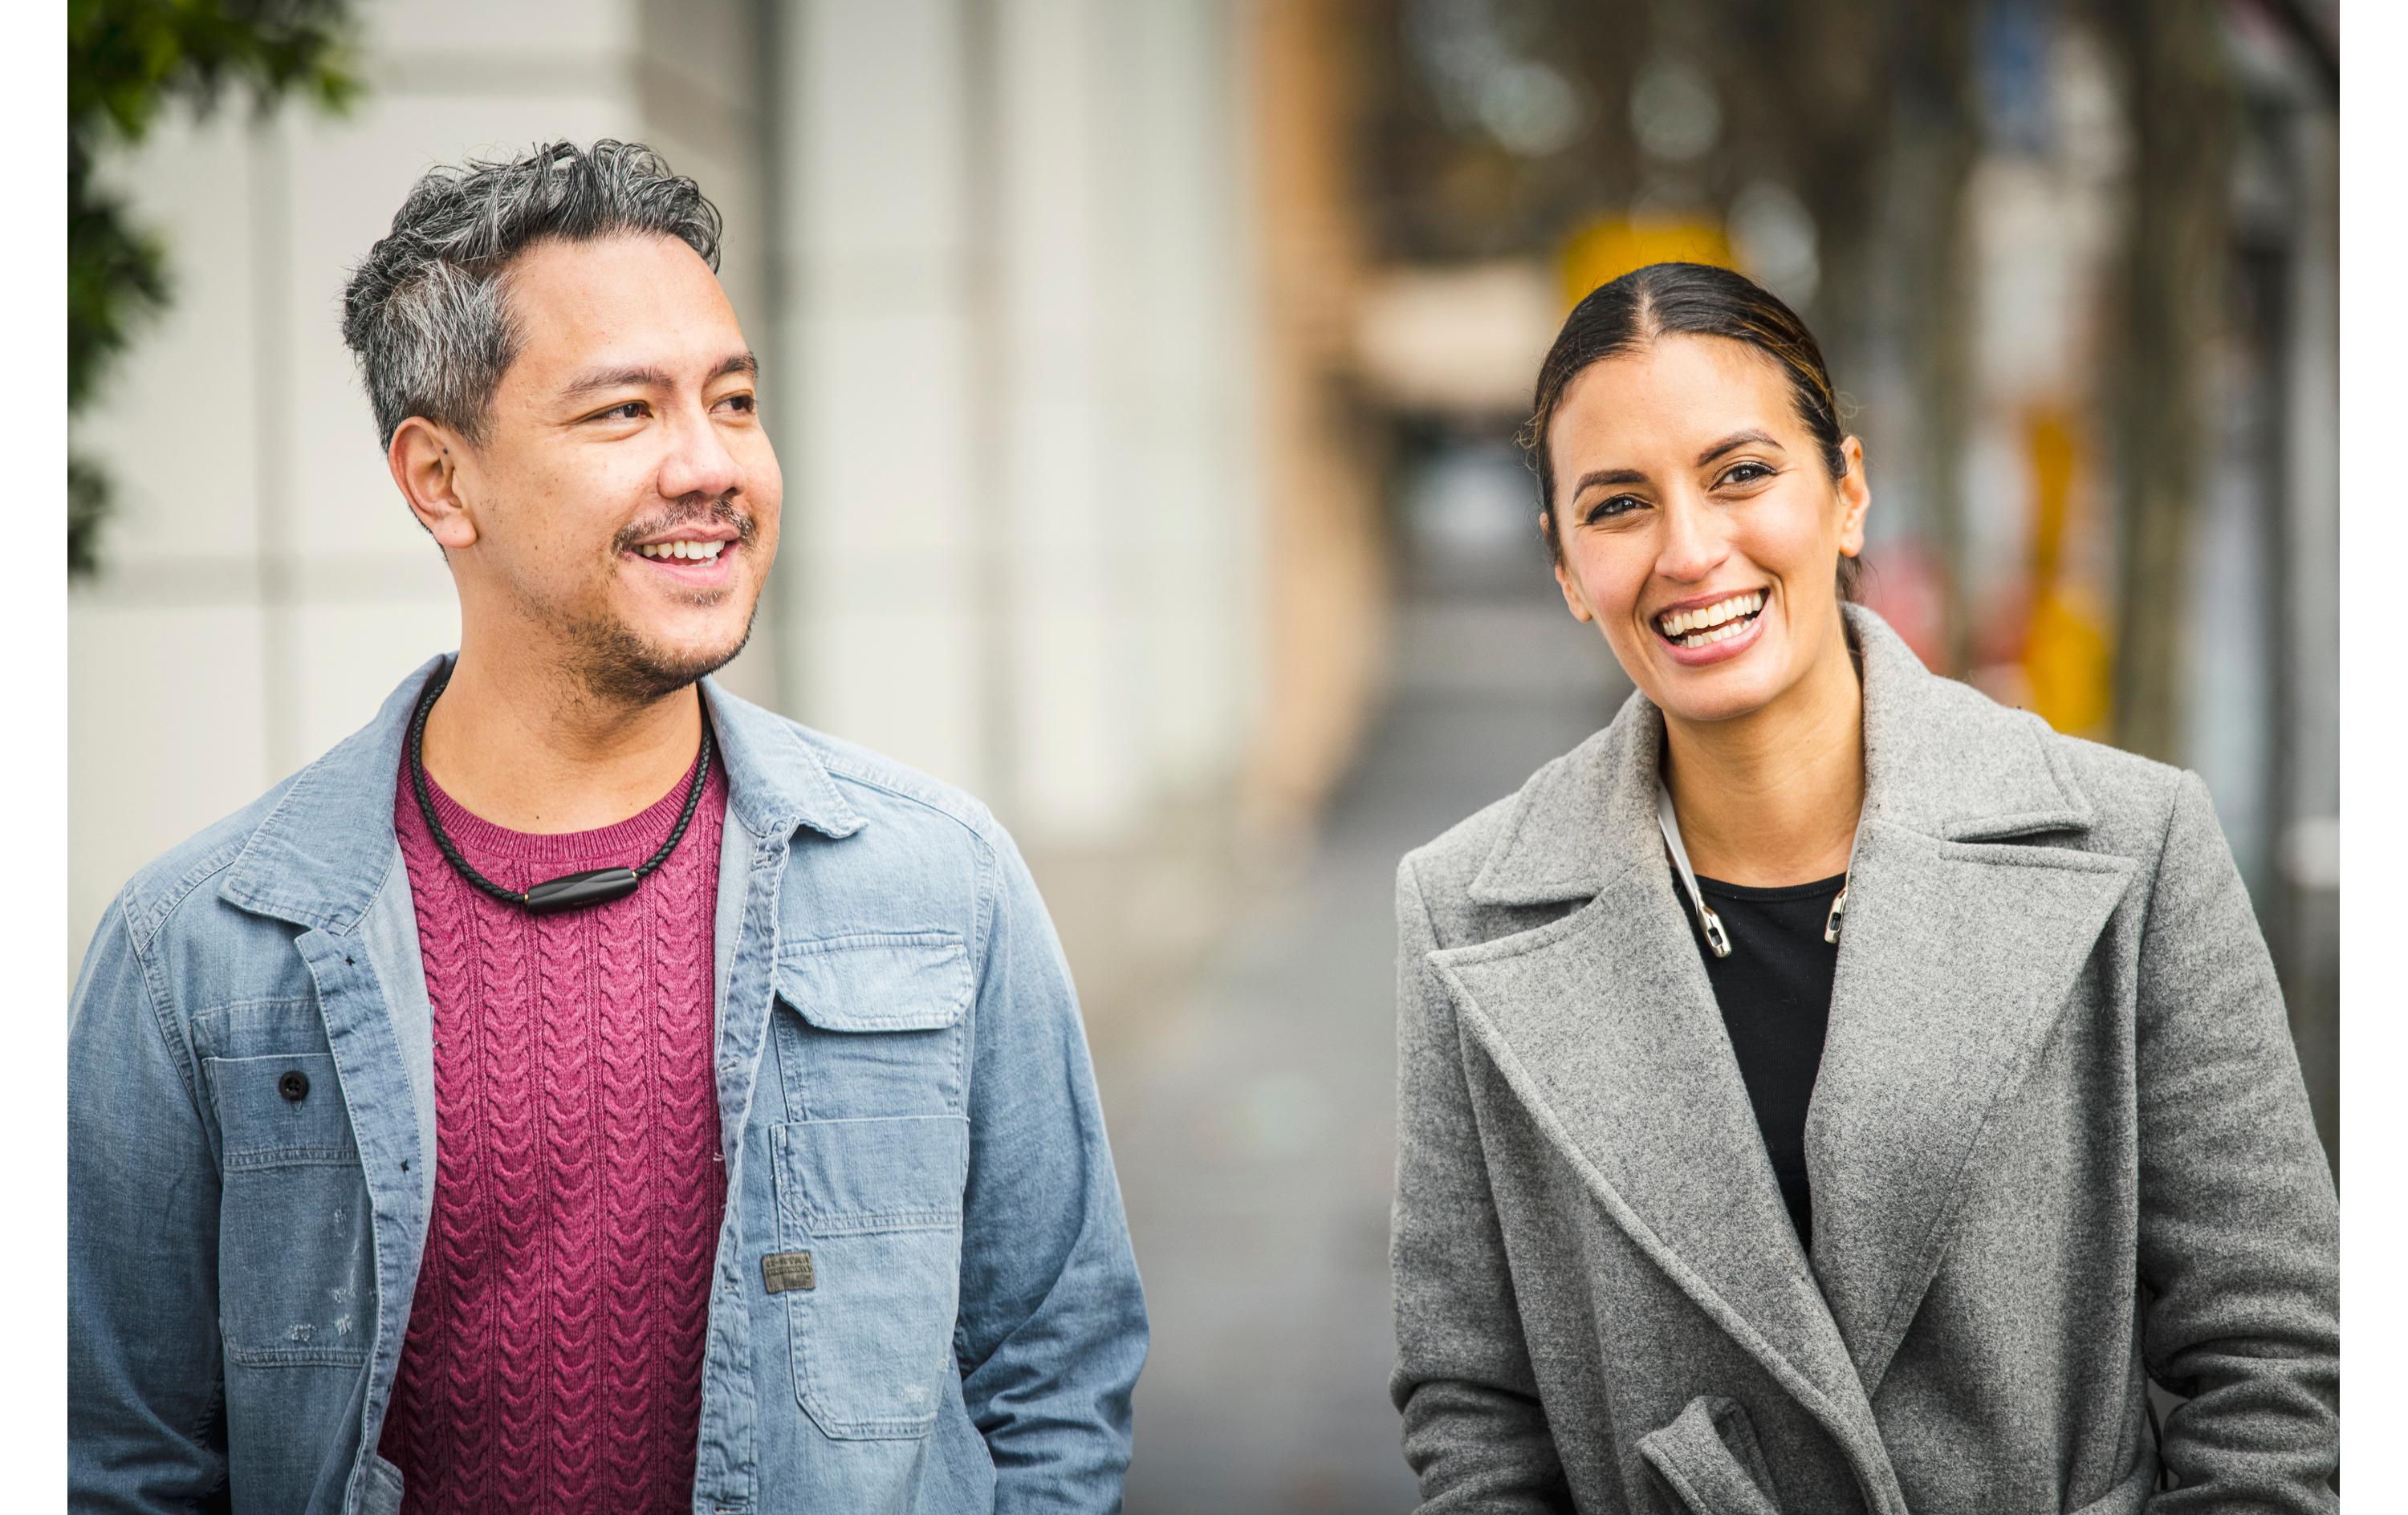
[407,664,715,915]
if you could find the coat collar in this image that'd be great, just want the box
[1428,605,2135,1492]
[218,655,864,934]
[1466,603,2094,908]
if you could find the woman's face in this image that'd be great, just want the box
[1545,333,1869,729]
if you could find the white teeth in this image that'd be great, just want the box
[1659,591,1763,640]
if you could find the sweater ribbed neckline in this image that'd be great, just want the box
[417,755,717,870]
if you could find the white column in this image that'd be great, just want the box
[991,0,1130,840]
[767,0,992,797]
[986,0,1259,842]
[1095,0,1261,805]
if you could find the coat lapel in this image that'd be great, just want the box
[1434,875,1887,1452]
[1807,823,2132,1392]
[1437,694,1893,1472]
[1804,611,2137,1395]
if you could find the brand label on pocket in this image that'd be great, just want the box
[761,1250,816,1294]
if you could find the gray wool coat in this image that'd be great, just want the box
[1390,604,2337,1515]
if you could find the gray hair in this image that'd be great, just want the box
[340,139,722,449]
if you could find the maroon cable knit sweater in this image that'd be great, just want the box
[377,749,730,1514]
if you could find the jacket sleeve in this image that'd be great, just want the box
[2133,771,2337,1509]
[1389,856,1570,1513]
[68,896,229,1513]
[952,823,1147,1514]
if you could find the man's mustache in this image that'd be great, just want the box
[612,495,756,553]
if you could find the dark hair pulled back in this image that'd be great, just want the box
[1523,261,1861,602]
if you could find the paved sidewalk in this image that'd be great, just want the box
[1103,591,1625,1513]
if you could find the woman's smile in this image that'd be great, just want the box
[1650,587,1771,667]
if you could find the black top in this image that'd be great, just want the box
[1678,870,1846,1251]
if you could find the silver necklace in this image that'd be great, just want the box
[1654,777,1861,958]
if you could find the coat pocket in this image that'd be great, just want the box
[772,1114,970,1439]
[202,1053,374,1367]
[1638,1395,1784,1515]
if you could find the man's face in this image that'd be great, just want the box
[444,231,780,703]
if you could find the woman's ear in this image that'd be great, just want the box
[1835,436,1869,558]
[1546,519,1596,624]
[388,417,479,552]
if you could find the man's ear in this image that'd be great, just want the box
[388,416,478,550]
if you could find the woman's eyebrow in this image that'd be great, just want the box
[1572,465,1648,493]
[1695,429,1784,466]
[1572,429,1788,493]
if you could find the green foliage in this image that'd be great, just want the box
[67,0,361,575]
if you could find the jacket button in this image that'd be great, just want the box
[278,1070,311,1103]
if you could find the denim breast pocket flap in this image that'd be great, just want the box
[775,931,972,1031]
[772,932,972,1119]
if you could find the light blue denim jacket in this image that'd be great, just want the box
[68,657,1148,1514]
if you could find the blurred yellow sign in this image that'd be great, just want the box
[2018,408,2113,738]
[1559,217,1734,307]
[2023,585,2112,737]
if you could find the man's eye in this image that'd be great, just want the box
[716,392,757,414]
[595,400,649,422]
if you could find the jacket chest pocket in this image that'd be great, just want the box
[772,1115,969,1439]
[769,932,971,1120]
[203,1052,374,1367]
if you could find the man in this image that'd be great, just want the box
[68,140,1146,1514]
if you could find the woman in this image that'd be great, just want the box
[1389,262,2337,1513]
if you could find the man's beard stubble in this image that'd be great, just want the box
[526,494,765,710]
[564,594,763,708]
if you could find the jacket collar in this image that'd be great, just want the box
[1466,603,2093,906]
[218,655,864,934]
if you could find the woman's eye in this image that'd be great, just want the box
[1719,461,1775,487]
[1585,494,1644,524]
